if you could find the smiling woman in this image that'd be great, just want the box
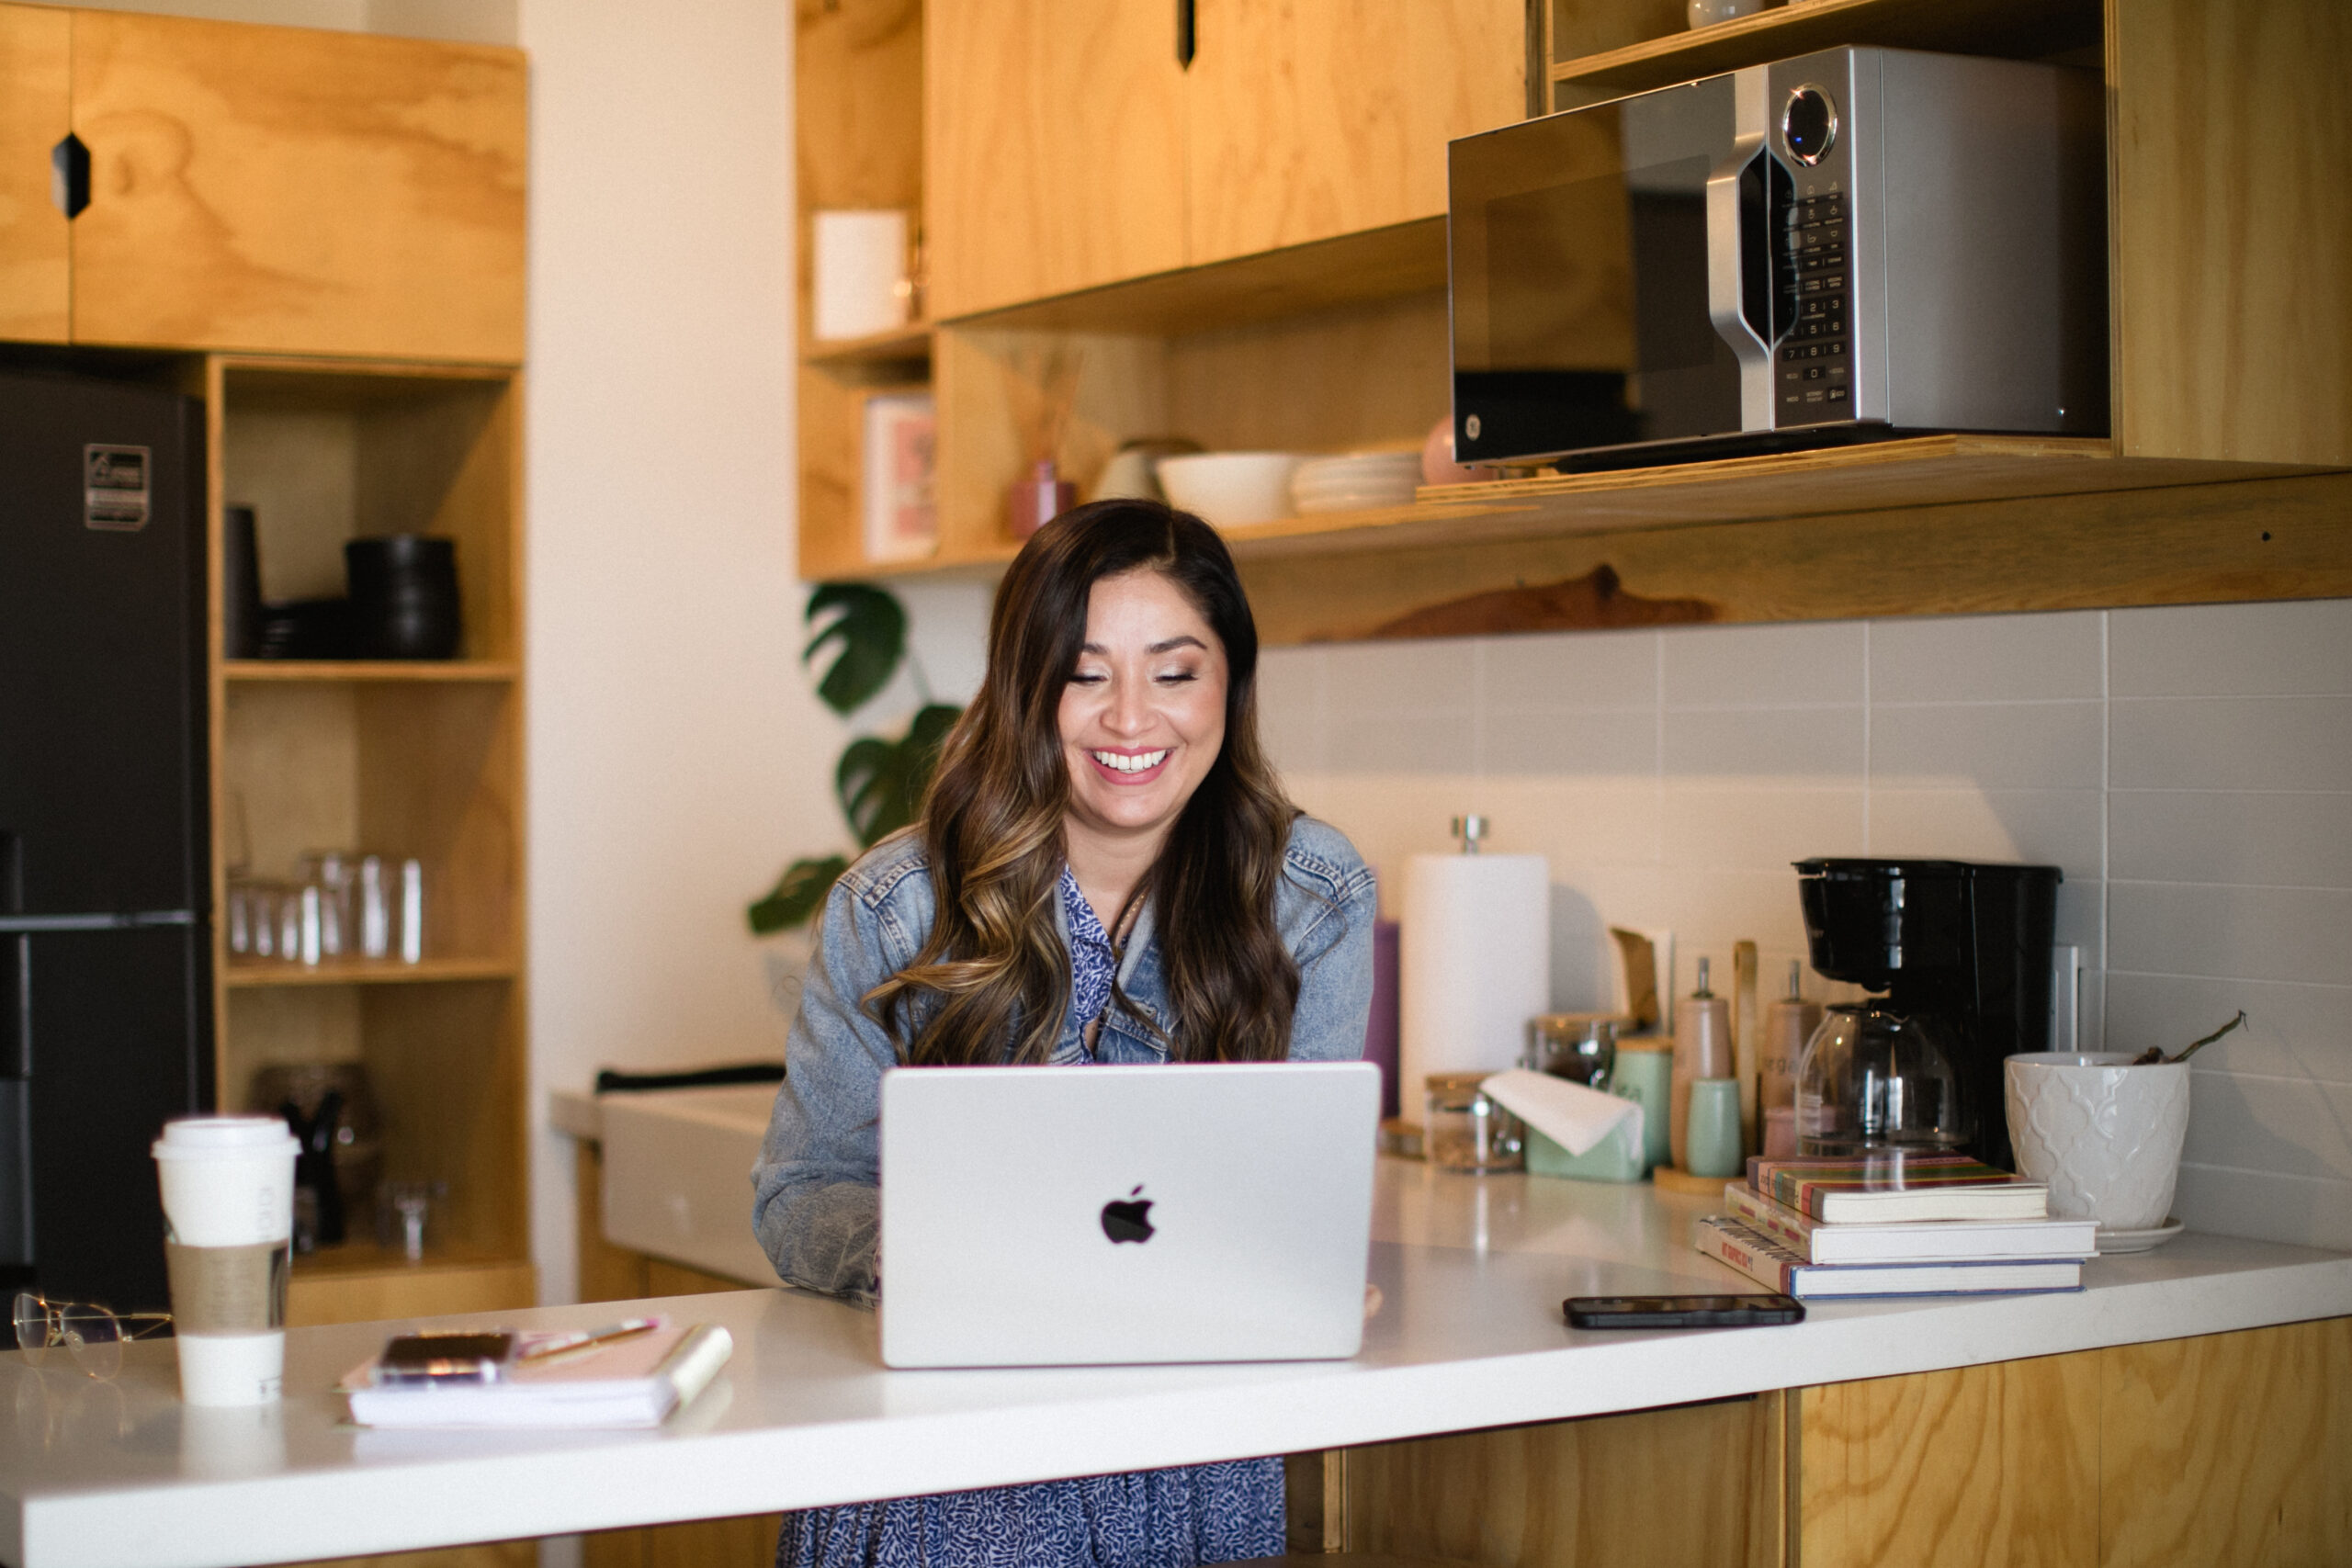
[752,499,1378,1568]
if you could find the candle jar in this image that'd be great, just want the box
[1425,1072,1523,1173]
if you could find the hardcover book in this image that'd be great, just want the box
[1746,1153,2048,1224]
[1722,1184,2098,1264]
[1696,1216,2084,1298]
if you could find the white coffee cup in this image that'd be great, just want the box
[153,1116,298,1405]
[2005,1053,2190,1233]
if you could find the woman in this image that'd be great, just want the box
[752,499,1376,1568]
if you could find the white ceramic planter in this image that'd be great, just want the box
[2004,1052,2189,1232]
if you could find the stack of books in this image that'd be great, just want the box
[1695,1153,2096,1298]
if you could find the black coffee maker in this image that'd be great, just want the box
[1794,858,2062,1171]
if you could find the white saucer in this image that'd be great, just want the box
[2097,1217,2185,1254]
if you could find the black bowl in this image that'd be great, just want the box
[345,536,461,660]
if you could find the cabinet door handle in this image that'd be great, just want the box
[1176,0,1194,69]
[51,134,89,220]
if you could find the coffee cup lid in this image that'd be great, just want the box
[153,1115,299,1159]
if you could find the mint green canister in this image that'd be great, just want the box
[1525,1040,1672,1182]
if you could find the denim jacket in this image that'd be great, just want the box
[751,815,1378,1303]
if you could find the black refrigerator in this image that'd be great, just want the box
[0,366,212,1316]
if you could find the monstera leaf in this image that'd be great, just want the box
[751,585,963,935]
[838,703,962,849]
[747,854,853,936]
[802,583,906,716]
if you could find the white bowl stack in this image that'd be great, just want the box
[1290,451,1424,514]
[1156,452,1306,527]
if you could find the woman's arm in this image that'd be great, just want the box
[750,873,907,1303]
[1280,820,1380,1063]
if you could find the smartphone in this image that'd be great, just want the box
[1564,1294,1804,1329]
[373,1330,516,1386]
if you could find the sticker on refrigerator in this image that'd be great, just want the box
[85,445,151,531]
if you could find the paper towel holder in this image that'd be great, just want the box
[1450,814,1489,853]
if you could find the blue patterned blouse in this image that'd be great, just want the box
[774,868,1288,1568]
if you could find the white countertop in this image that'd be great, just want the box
[6,1161,2348,1568]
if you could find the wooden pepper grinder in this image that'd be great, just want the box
[1669,957,1735,1172]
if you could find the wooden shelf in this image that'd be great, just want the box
[843,435,2333,578]
[289,1239,526,1279]
[1235,468,2352,646]
[802,323,933,367]
[948,218,1447,337]
[222,955,517,987]
[1550,0,2104,106]
[1227,436,2324,559]
[224,659,519,682]
[286,1242,537,1327]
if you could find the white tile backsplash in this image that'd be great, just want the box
[1661,704,1864,778]
[2171,1164,2352,1253]
[1865,788,2105,882]
[2105,973,2352,1082]
[1662,620,1868,706]
[2109,694,2352,791]
[1324,636,1478,715]
[1484,625,1658,710]
[2109,789,2352,886]
[2109,882,2352,985]
[1485,707,1658,776]
[1661,785,1866,871]
[1870,700,2107,790]
[1869,610,2105,703]
[2111,598,2352,696]
[1283,598,2352,1251]
[2179,1070,2352,1183]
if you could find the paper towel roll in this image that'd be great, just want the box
[1400,853,1550,1111]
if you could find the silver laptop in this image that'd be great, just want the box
[877,1061,1380,1369]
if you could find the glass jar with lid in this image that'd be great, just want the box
[1525,1012,1620,1089]
[1424,1072,1523,1173]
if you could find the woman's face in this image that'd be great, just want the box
[1057,569,1229,858]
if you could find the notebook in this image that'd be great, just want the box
[340,1323,734,1428]
[877,1060,1381,1369]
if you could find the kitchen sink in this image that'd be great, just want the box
[596,1083,782,1287]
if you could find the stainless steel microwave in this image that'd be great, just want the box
[1448,47,2109,469]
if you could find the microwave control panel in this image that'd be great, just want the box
[1779,191,1849,421]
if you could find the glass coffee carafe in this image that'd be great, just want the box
[1793,1000,1970,1156]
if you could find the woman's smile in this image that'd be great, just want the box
[1087,746,1170,781]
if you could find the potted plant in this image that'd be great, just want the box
[748,583,962,934]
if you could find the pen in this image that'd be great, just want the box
[517,1317,662,1362]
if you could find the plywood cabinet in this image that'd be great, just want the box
[1186,0,1525,265]
[1335,1316,2352,1568]
[0,3,70,344]
[924,0,1186,319]
[63,10,526,362]
[924,0,1524,318]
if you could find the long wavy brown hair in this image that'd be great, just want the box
[866,500,1302,1066]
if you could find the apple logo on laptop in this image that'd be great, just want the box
[1101,1185,1155,1244]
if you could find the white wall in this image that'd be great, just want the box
[517,0,823,1309]
[1264,597,2352,1251]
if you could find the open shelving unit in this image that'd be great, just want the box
[207,354,533,1326]
[796,0,2350,640]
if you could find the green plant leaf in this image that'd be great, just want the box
[837,703,963,849]
[747,854,852,934]
[803,583,906,716]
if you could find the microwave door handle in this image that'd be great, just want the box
[1706,134,1775,432]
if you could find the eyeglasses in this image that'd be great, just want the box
[12,1292,172,1380]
